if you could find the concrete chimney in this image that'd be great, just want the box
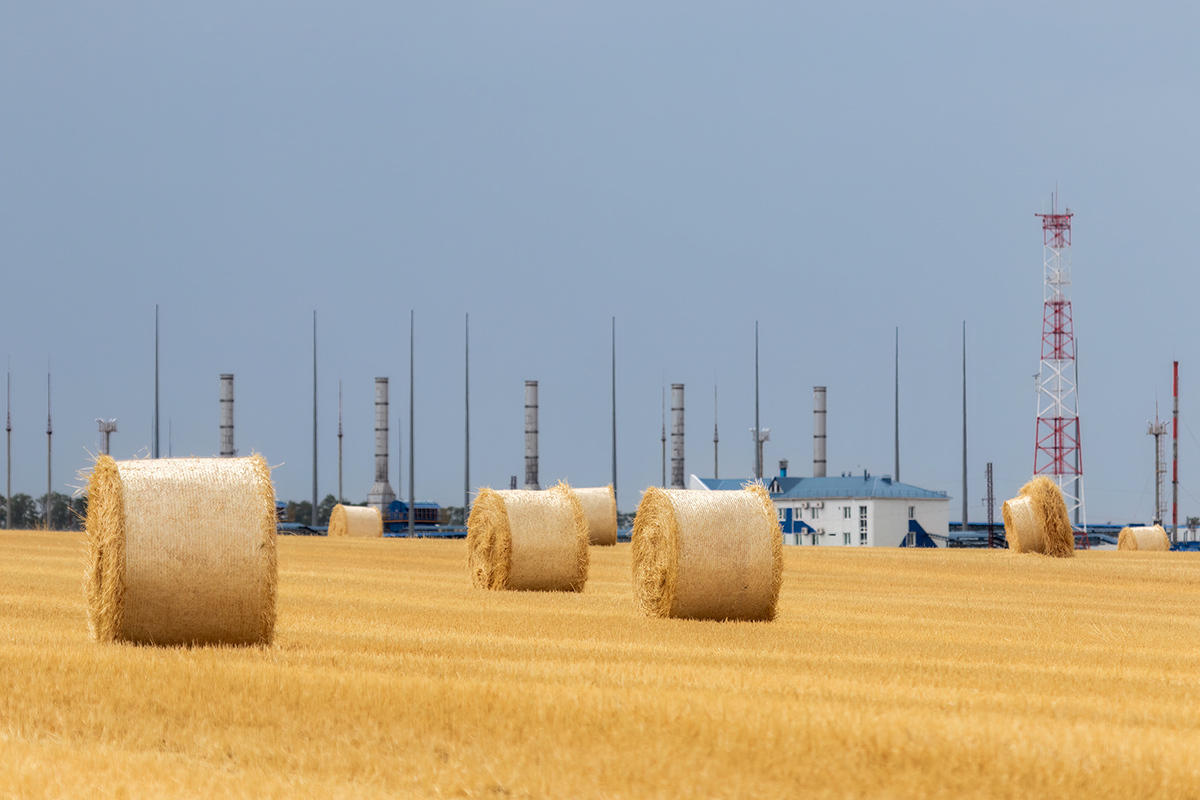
[368,377,396,510]
[813,386,827,478]
[524,380,539,490]
[671,383,685,488]
[220,374,234,457]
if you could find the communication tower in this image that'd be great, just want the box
[1148,414,1168,527]
[1033,197,1085,538]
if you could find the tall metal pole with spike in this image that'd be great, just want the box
[755,322,761,481]
[5,364,10,529]
[1173,361,1179,544]
[895,326,900,483]
[660,385,666,488]
[45,372,52,530]
[408,310,415,538]
[1034,198,1085,535]
[713,385,719,480]
[154,305,160,459]
[611,317,617,509]
[338,380,343,504]
[464,313,470,520]
[962,322,967,532]
[312,311,318,526]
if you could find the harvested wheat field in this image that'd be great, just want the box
[3,530,1200,799]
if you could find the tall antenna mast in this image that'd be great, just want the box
[962,322,967,532]
[1173,361,1180,544]
[6,361,11,530]
[1034,196,1085,541]
[611,317,617,509]
[755,322,761,480]
[408,310,415,538]
[895,326,900,482]
[464,313,470,520]
[312,311,318,525]
[338,380,343,504]
[660,384,666,488]
[713,384,719,480]
[1148,410,1168,526]
[45,371,52,530]
[154,304,160,459]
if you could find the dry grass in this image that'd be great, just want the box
[4,529,1200,798]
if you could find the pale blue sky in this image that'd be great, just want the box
[2,3,1197,523]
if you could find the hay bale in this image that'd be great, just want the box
[631,485,782,621]
[1118,525,1170,551]
[84,454,278,646]
[574,485,617,546]
[328,503,382,538]
[467,482,588,591]
[1001,476,1075,558]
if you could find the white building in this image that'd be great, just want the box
[688,471,950,547]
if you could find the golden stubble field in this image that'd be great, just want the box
[3,530,1200,799]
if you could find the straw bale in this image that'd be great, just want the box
[84,454,278,646]
[1001,476,1074,558]
[574,485,618,546]
[631,485,783,621]
[467,482,589,591]
[328,504,382,538]
[1117,525,1170,551]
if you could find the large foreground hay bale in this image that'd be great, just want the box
[1001,476,1075,558]
[85,455,278,646]
[574,485,617,546]
[467,482,588,591]
[328,504,382,538]
[1118,525,1170,551]
[631,485,782,621]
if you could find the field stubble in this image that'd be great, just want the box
[2,530,1199,798]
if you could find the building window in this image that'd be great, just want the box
[860,531,868,545]
[859,506,868,536]
[777,507,786,523]
[810,506,820,520]
[844,532,851,546]
[908,506,915,520]
[842,506,851,520]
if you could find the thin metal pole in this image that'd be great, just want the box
[312,311,318,525]
[894,326,900,483]
[1174,360,1180,544]
[962,321,967,532]
[755,322,761,481]
[46,372,52,530]
[986,462,995,548]
[611,317,617,509]
[408,310,415,538]
[338,380,343,504]
[6,362,11,529]
[713,384,719,480]
[661,385,666,488]
[154,305,160,459]
[465,313,470,521]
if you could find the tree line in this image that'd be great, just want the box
[0,492,87,530]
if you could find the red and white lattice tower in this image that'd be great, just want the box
[1034,198,1085,538]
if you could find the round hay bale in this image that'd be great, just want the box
[1118,525,1170,551]
[467,482,588,592]
[84,454,278,646]
[1001,475,1075,558]
[631,485,782,621]
[574,485,617,546]
[328,504,382,538]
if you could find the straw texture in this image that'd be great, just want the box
[84,454,278,646]
[467,483,589,592]
[631,485,783,621]
[329,504,382,538]
[1001,476,1075,558]
[1118,525,1170,551]
[574,486,618,546]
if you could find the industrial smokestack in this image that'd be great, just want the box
[524,380,539,490]
[220,374,234,457]
[368,377,396,510]
[671,383,684,489]
[813,386,827,478]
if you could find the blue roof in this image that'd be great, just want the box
[694,475,949,501]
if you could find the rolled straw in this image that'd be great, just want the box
[328,504,382,538]
[574,486,617,546]
[1117,525,1170,551]
[467,482,589,592]
[85,455,278,646]
[631,485,782,621]
[1001,476,1074,557]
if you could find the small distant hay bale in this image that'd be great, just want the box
[1001,476,1075,558]
[328,504,382,538]
[467,482,589,591]
[1118,525,1170,551]
[631,485,782,621]
[574,486,617,546]
[84,454,278,646]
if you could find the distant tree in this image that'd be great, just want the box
[8,493,37,529]
[38,491,81,531]
[444,506,465,526]
[617,511,636,529]
[316,494,337,526]
[287,500,313,526]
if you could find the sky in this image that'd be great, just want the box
[2,3,1198,524]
